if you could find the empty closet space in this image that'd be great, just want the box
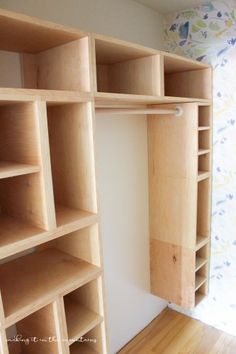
[95,37,162,96]
[6,303,59,354]
[46,102,97,226]
[163,55,212,99]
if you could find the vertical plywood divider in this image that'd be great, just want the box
[53,298,70,354]
[148,103,199,308]
[34,101,56,230]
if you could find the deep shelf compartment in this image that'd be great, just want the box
[195,282,208,306]
[6,304,59,354]
[95,38,162,96]
[195,244,208,271]
[0,102,40,172]
[164,56,212,99]
[0,37,91,92]
[64,278,103,345]
[47,102,97,227]
[0,246,101,326]
[0,174,46,250]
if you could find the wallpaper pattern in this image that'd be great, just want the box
[164,0,236,336]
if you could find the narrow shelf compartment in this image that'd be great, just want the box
[196,235,209,251]
[195,275,207,291]
[199,130,210,150]
[65,298,102,345]
[7,303,58,354]
[198,105,211,127]
[195,257,207,272]
[195,282,208,306]
[197,178,211,238]
[0,248,101,326]
[164,55,212,99]
[64,279,103,345]
[0,162,40,179]
[198,171,210,182]
[196,243,208,271]
[95,37,162,96]
[47,103,97,227]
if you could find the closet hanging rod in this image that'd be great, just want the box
[96,106,183,117]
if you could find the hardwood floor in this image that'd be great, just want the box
[118,308,236,354]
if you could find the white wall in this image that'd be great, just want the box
[0,0,164,49]
[0,1,166,353]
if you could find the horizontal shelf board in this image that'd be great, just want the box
[0,88,92,103]
[95,92,211,106]
[56,205,98,228]
[196,236,209,251]
[195,292,205,306]
[65,297,102,345]
[195,257,208,272]
[70,342,98,354]
[0,161,40,179]
[198,126,210,131]
[198,149,210,156]
[198,171,211,182]
[0,248,102,327]
[0,207,98,260]
[195,275,207,291]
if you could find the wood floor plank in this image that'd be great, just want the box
[118,309,236,354]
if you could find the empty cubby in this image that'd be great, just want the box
[199,130,210,150]
[195,264,207,292]
[0,38,91,92]
[197,179,211,238]
[198,105,211,127]
[6,303,59,354]
[0,173,46,250]
[95,38,162,96]
[0,102,40,175]
[64,278,103,346]
[164,55,212,99]
[47,102,97,226]
[198,153,210,173]
[195,282,208,306]
[69,324,104,354]
[195,244,208,272]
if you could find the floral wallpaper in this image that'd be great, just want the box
[165,0,236,336]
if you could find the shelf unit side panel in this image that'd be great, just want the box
[150,239,195,308]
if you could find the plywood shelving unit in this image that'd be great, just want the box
[0,8,212,353]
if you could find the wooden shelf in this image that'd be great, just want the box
[70,342,98,354]
[198,126,210,131]
[198,171,210,182]
[0,87,92,103]
[195,257,207,272]
[0,248,101,327]
[0,162,40,179]
[195,275,207,291]
[196,235,209,251]
[65,297,102,345]
[0,213,44,249]
[56,205,98,228]
[195,292,205,306]
[198,149,210,156]
[95,92,212,106]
